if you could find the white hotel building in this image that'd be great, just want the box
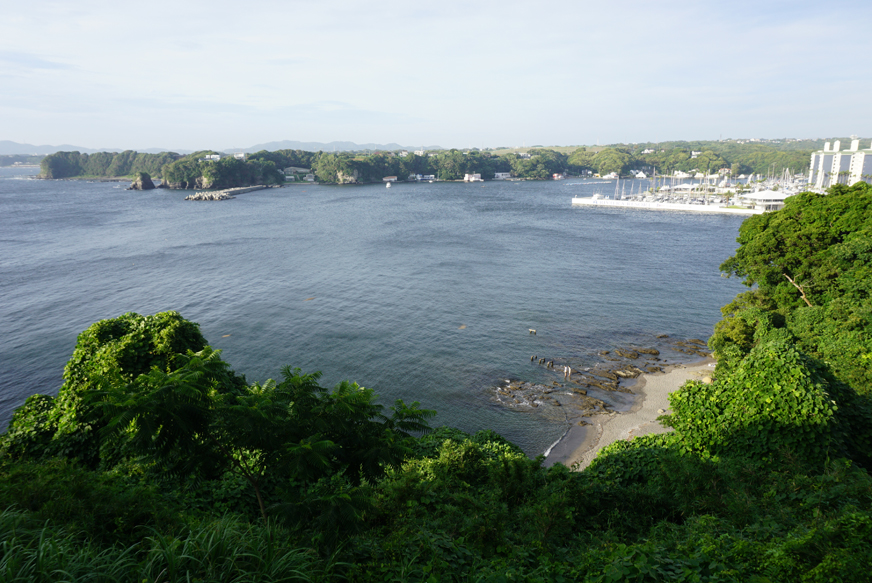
[808,139,872,190]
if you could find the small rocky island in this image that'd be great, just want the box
[127,172,155,190]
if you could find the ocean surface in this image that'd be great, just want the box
[0,167,748,455]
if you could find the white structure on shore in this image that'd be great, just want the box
[808,139,872,190]
[571,197,763,215]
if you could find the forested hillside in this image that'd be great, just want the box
[2,184,871,581]
[36,138,831,186]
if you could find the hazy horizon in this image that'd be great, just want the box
[3,1,870,151]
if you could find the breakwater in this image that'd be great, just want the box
[185,185,270,201]
[571,197,763,215]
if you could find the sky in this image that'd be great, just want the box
[1,0,871,151]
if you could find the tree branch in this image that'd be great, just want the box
[784,274,813,307]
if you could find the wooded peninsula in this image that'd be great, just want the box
[37,138,825,188]
[2,181,871,580]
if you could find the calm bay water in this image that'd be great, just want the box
[0,167,747,455]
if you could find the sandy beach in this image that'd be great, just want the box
[545,358,715,469]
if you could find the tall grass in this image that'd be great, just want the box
[0,509,318,582]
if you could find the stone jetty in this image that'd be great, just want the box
[185,185,270,201]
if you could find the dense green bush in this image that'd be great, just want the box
[1,311,209,467]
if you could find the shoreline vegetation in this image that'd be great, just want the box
[1,181,871,580]
[36,139,822,189]
[545,358,715,469]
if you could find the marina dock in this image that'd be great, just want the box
[571,197,763,215]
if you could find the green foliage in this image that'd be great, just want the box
[97,348,435,521]
[666,339,852,465]
[714,182,872,407]
[39,150,180,179]
[161,154,284,189]
[1,311,208,468]
[592,147,632,175]
[0,508,318,582]
[0,458,182,546]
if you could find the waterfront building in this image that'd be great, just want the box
[808,139,872,189]
[494,172,511,180]
[738,190,792,212]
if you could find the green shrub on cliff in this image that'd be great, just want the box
[0,311,209,467]
[666,339,871,466]
[713,182,872,396]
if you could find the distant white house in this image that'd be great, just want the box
[493,172,512,180]
[739,190,793,212]
[691,151,702,159]
[233,153,246,160]
[518,153,532,159]
[200,154,221,162]
[463,173,483,182]
[414,150,425,156]
[304,174,315,182]
[399,151,409,157]
[641,148,655,154]
[383,176,398,182]
[673,171,691,179]
[635,171,647,179]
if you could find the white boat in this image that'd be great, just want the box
[386,182,391,188]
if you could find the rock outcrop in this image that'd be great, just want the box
[128,172,155,190]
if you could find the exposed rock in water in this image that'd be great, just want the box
[128,172,155,190]
[687,339,707,346]
[589,369,618,381]
[636,347,660,355]
[656,334,669,338]
[615,349,639,359]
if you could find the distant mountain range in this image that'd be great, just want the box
[236,140,444,153]
[0,140,443,156]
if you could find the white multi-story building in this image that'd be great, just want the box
[809,139,872,189]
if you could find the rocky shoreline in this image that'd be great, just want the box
[487,335,712,458]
